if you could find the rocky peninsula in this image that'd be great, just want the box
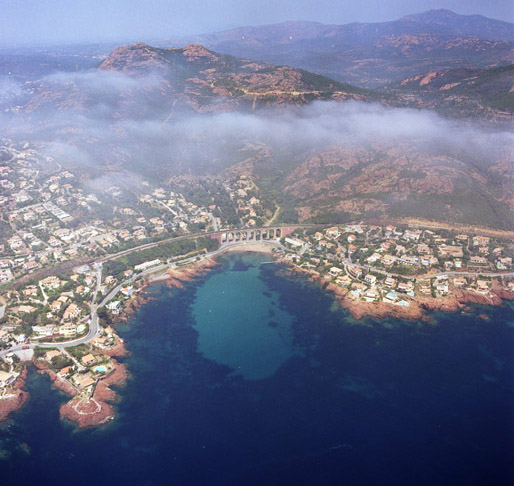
[59,360,128,429]
[33,354,128,429]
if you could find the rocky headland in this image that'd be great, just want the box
[59,360,128,429]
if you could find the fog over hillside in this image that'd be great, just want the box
[1,66,512,226]
[1,69,511,163]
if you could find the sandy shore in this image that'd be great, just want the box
[219,242,276,254]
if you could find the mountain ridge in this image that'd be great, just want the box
[2,38,512,231]
[387,64,514,119]
[21,42,377,118]
[178,9,514,88]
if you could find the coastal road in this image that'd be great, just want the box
[93,244,512,325]
[335,256,514,282]
[96,224,317,264]
[2,235,510,361]
[98,239,283,308]
[417,271,514,280]
[5,224,318,291]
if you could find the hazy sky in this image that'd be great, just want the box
[0,0,512,47]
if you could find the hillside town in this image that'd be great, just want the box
[1,140,514,426]
[0,141,227,278]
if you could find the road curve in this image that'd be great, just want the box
[0,240,283,358]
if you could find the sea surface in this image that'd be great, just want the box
[1,252,513,485]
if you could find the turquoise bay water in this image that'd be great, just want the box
[0,252,513,485]
[192,255,295,380]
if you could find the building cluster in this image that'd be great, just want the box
[281,223,514,307]
[0,264,98,346]
[225,175,275,227]
[0,142,226,285]
[0,249,160,345]
[29,328,119,397]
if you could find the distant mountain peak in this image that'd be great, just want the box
[99,43,170,73]
[84,41,376,115]
[180,44,218,59]
[129,42,153,48]
[400,9,461,21]
[99,43,221,70]
[184,9,513,89]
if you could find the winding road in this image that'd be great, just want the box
[0,262,103,358]
[0,239,284,359]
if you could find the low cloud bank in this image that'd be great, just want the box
[0,69,511,189]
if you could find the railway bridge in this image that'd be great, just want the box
[210,225,320,244]
[218,227,284,244]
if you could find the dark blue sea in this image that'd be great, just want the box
[1,253,513,485]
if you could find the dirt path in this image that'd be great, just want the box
[266,204,281,226]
